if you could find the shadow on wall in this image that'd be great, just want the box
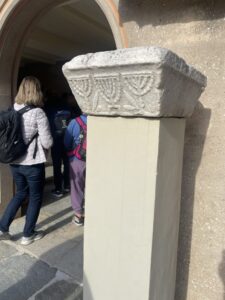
[0,237,84,300]
[175,102,211,300]
[219,250,225,300]
[118,0,225,27]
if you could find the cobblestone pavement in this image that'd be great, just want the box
[0,178,83,300]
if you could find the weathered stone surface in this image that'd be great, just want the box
[6,183,84,284]
[35,280,83,300]
[40,238,83,283]
[0,254,56,300]
[0,242,17,259]
[63,47,207,117]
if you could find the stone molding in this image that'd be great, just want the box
[63,47,207,117]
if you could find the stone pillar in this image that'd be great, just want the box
[63,47,206,300]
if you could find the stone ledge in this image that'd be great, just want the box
[63,47,207,118]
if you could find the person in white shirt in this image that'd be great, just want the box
[0,76,53,245]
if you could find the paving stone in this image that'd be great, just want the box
[0,179,84,299]
[0,242,17,259]
[41,193,72,216]
[7,211,83,283]
[9,185,75,241]
[10,219,84,283]
[40,237,83,283]
[41,197,66,215]
[35,280,83,300]
[0,254,56,300]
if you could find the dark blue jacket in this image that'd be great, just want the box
[45,102,80,141]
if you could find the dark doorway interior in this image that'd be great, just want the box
[18,0,116,214]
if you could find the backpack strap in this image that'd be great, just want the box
[18,106,39,159]
[27,132,39,159]
[76,116,87,131]
[67,117,86,158]
[17,105,36,115]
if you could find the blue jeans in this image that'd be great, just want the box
[0,164,45,237]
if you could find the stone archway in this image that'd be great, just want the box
[0,0,128,211]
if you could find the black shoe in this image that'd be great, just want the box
[72,215,84,227]
[51,189,63,198]
[0,230,11,241]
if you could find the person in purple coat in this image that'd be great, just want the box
[64,114,87,226]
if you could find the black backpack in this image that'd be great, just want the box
[0,106,38,163]
[54,109,72,137]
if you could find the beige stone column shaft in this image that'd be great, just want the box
[63,47,207,300]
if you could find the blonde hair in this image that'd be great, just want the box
[15,76,44,107]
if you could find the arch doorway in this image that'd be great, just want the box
[0,0,127,211]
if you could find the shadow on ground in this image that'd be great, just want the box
[12,206,73,242]
[0,177,84,299]
[0,236,84,300]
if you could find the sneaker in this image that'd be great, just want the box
[20,231,44,246]
[63,187,70,193]
[72,215,84,227]
[0,230,11,241]
[51,189,63,198]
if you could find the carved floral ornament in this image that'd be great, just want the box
[63,47,207,117]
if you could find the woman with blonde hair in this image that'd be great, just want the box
[0,76,53,245]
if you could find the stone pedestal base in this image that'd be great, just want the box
[84,116,185,300]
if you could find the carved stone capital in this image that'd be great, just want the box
[63,47,207,117]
